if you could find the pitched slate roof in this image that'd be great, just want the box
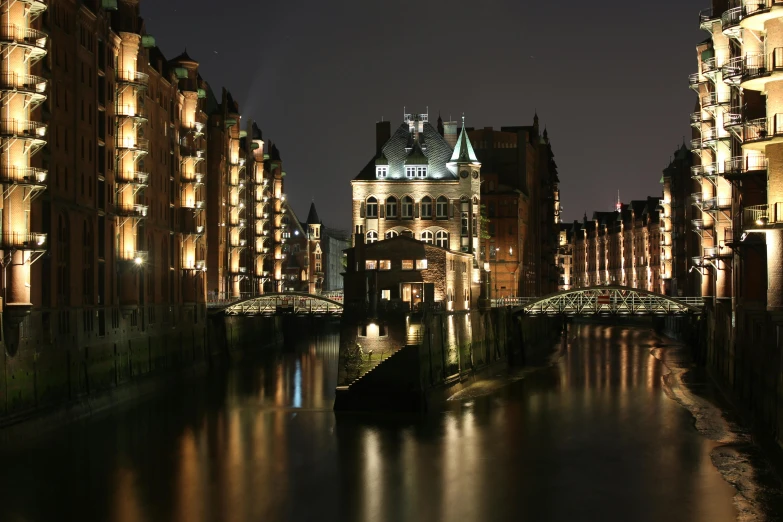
[354,122,457,181]
[306,202,321,225]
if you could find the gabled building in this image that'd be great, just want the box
[350,111,482,305]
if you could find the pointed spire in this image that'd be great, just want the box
[306,202,321,225]
[450,115,479,163]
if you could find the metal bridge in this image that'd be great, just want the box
[491,286,704,316]
[213,292,344,316]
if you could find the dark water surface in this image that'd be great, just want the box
[0,322,747,522]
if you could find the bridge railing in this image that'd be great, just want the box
[207,290,344,309]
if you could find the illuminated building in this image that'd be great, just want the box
[350,111,482,304]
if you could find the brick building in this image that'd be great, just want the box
[468,117,560,298]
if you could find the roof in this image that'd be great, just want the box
[352,235,474,258]
[450,122,479,163]
[306,202,321,225]
[354,122,457,181]
[170,49,196,64]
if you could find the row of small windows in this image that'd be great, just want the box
[366,196,449,219]
[376,166,428,178]
[366,229,448,248]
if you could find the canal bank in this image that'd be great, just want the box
[333,306,562,412]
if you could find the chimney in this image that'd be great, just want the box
[376,121,391,155]
[443,121,458,148]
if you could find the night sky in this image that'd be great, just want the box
[141,0,704,230]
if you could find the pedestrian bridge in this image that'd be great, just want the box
[490,286,703,316]
[212,292,344,316]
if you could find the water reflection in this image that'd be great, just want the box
[0,322,739,522]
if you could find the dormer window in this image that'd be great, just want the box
[406,166,427,178]
[376,166,388,178]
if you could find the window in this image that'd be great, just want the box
[385,230,398,239]
[376,166,387,178]
[401,196,413,218]
[379,260,391,270]
[386,197,397,218]
[421,231,434,244]
[421,196,432,219]
[402,260,414,270]
[365,260,377,270]
[366,197,378,218]
[436,196,448,219]
[416,166,427,178]
[405,166,415,178]
[416,259,428,270]
[461,213,469,235]
[315,262,322,272]
[367,230,378,243]
[436,231,449,248]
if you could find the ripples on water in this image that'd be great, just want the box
[0,321,778,521]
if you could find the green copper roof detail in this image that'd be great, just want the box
[450,118,478,163]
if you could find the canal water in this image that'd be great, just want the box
[0,321,780,522]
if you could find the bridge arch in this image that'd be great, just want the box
[217,292,344,316]
[509,286,703,316]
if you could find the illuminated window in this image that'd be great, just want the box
[436,196,448,219]
[381,289,391,300]
[402,260,414,270]
[315,262,322,272]
[436,231,449,248]
[416,166,427,178]
[406,166,416,178]
[386,196,397,218]
[421,196,433,219]
[401,196,413,218]
[421,231,434,244]
[376,166,387,178]
[366,197,378,218]
[366,230,378,243]
[385,230,398,239]
[379,260,391,270]
[416,259,428,270]
[365,260,377,270]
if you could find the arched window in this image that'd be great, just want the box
[57,214,70,305]
[421,231,434,244]
[401,196,413,218]
[421,196,433,219]
[366,197,378,218]
[436,196,448,219]
[385,230,398,239]
[436,230,449,249]
[366,230,378,244]
[386,196,397,218]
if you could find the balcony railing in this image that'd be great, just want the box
[0,166,47,185]
[703,197,732,210]
[116,204,148,218]
[117,171,149,186]
[690,192,703,206]
[116,70,149,87]
[115,103,147,120]
[702,126,730,144]
[699,8,718,29]
[691,164,718,178]
[692,255,705,267]
[1,232,46,250]
[0,72,47,95]
[743,114,783,143]
[0,119,47,139]
[0,25,47,51]
[742,203,782,229]
[744,0,783,19]
[691,137,702,150]
[722,55,744,84]
[725,155,768,176]
[724,111,742,129]
[702,92,731,108]
[116,136,149,151]
[721,7,743,33]
[689,72,703,90]
[702,57,719,76]
[690,111,703,126]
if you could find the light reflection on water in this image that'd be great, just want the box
[0,322,741,522]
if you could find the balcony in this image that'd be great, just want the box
[119,251,148,267]
[743,203,783,230]
[19,0,47,18]
[116,70,149,88]
[116,204,148,218]
[690,192,704,207]
[722,55,744,85]
[229,238,248,248]
[117,171,149,187]
[180,147,205,162]
[114,103,147,122]
[741,48,783,91]
[1,232,46,250]
[691,164,718,179]
[692,255,706,267]
[699,7,720,31]
[702,197,732,211]
[229,218,247,228]
[690,111,704,126]
[724,155,767,179]
[739,0,783,32]
[742,114,783,149]
[691,218,713,230]
[116,136,149,152]
[0,25,47,62]
[0,166,47,186]
[691,137,703,150]
[701,92,731,111]
[701,126,731,148]
[0,119,47,141]
[0,72,47,100]
[689,73,704,91]
[721,7,744,38]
